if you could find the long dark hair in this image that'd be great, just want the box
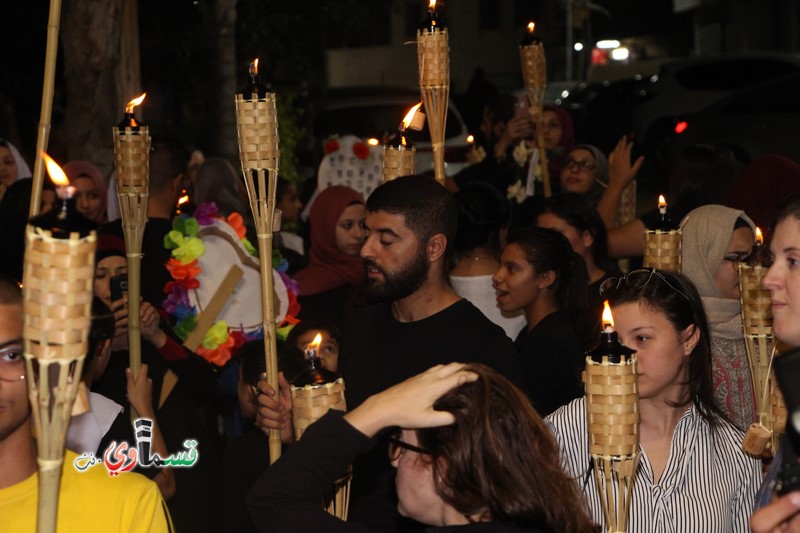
[454,182,509,255]
[607,269,723,426]
[416,364,597,532]
[507,227,589,340]
[537,193,614,273]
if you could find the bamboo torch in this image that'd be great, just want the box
[382,102,422,183]
[519,22,551,197]
[739,228,782,455]
[417,0,449,186]
[643,195,682,272]
[112,94,150,397]
[234,58,282,463]
[29,0,64,218]
[584,302,639,533]
[24,155,96,533]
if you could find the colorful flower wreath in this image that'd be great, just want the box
[164,202,300,366]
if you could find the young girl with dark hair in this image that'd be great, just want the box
[537,193,619,344]
[492,227,588,414]
[547,269,760,532]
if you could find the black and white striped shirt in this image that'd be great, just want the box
[546,398,761,532]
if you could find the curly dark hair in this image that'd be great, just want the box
[415,364,598,532]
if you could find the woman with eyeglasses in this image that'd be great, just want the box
[492,227,589,415]
[248,363,597,532]
[750,192,800,532]
[558,139,644,232]
[681,204,757,431]
[547,269,761,532]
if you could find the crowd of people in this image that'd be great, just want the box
[2,80,800,533]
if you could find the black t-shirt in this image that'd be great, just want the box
[339,299,524,532]
[514,310,584,417]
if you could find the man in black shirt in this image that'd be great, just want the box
[255,175,522,531]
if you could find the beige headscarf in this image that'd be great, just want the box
[681,205,755,340]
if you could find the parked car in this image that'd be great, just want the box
[310,87,472,178]
[666,73,800,168]
[633,52,800,174]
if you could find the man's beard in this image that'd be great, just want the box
[365,245,429,303]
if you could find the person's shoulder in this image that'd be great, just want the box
[545,397,586,427]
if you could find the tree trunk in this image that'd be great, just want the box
[214,0,237,159]
[61,0,140,178]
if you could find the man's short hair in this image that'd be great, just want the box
[0,275,22,306]
[366,175,457,256]
[149,137,190,193]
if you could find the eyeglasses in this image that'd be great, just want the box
[0,345,26,382]
[599,268,692,303]
[564,158,596,172]
[388,433,431,462]
[723,250,754,272]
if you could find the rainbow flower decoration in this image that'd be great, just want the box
[164,202,300,366]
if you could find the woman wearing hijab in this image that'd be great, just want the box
[294,186,367,330]
[0,138,32,202]
[64,160,108,223]
[681,204,757,430]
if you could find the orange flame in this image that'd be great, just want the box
[307,333,322,353]
[527,21,535,33]
[178,195,189,206]
[401,102,423,130]
[429,0,436,9]
[43,152,69,187]
[466,134,474,144]
[602,300,614,329]
[367,138,380,146]
[125,93,146,114]
[658,195,667,209]
[249,58,259,77]
[755,227,763,245]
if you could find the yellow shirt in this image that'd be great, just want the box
[0,450,171,532]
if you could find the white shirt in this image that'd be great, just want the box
[450,274,526,340]
[546,398,761,533]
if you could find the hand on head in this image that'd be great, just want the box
[344,363,479,438]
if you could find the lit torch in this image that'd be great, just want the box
[584,300,639,532]
[234,58,282,464]
[112,92,152,390]
[643,194,681,271]
[519,20,550,196]
[382,103,421,182]
[417,0,449,186]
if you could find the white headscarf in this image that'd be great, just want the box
[681,204,755,340]
[0,138,32,181]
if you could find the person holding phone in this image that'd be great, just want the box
[751,193,800,532]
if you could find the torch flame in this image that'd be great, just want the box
[401,102,423,131]
[658,195,667,209]
[43,152,69,187]
[367,138,380,146]
[602,300,614,329]
[527,21,535,33]
[178,195,189,206]
[755,227,763,246]
[250,58,259,77]
[308,333,322,352]
[466,134,474,144]
[125,93,147,114]
[429,0,436,9]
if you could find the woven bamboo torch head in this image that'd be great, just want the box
[643,196,682,272]
[585,302,639,458]
[235,59,280,175]
[113,93,151,195]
